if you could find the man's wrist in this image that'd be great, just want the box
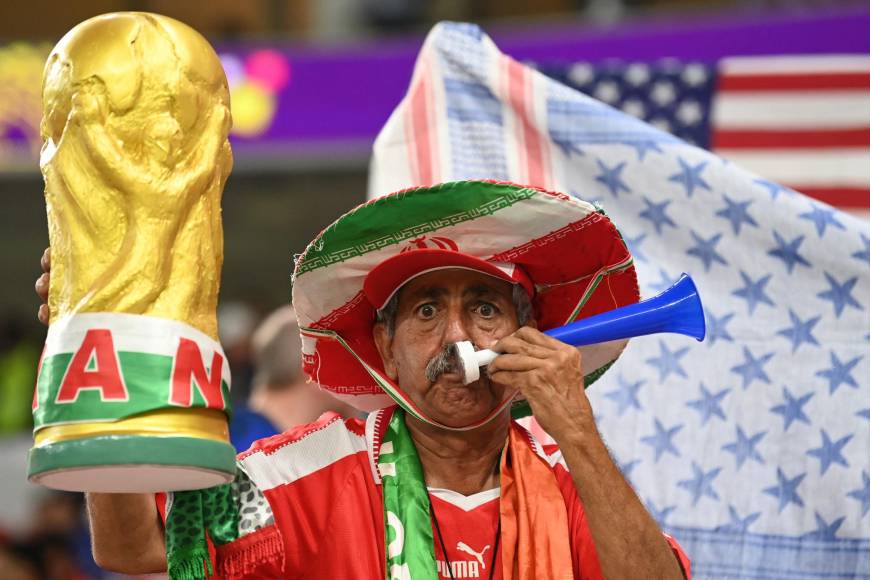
[548,414,605,457]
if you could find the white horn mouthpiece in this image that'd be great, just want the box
[454,341,499,384]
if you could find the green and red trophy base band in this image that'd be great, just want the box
[28,312,236,492]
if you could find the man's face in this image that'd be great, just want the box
[373,268,522,428]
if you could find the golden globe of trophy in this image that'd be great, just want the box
[28,12,237,492]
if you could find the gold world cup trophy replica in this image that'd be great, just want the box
[28,13,237,492]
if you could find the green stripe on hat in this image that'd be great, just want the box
[295,181,537,276]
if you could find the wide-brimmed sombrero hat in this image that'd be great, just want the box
[291,180,639,429]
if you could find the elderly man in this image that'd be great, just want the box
[36,181,689,579]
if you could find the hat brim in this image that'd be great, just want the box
[292,180,640,427]
[364,249,535,310]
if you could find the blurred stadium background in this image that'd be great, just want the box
[0,0,868,578]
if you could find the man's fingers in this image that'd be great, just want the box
[37,248,51,326]
[35,273,49,301]
[487,369,540,399]
[493,326,567,355]
[513,325,565,348]
[492,335,553,359]
[38,304,50,326]
[487,353,544,374]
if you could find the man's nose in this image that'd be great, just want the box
[442,305,472,344]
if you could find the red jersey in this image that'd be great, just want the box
[158,410,690,579]
[430,488,500,579]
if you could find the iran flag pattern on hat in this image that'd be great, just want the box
[291,181,638,427]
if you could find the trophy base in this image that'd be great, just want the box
[28,435,237,492]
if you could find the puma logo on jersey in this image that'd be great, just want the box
[436,559,481,578]
[435,542,492,578]
[457,542,491,569]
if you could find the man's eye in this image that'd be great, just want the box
[417,304,437,319]
[475,303,498,318]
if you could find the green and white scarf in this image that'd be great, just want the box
[165,480,238,579]
[380,408,439,580]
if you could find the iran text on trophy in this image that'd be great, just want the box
[28,12,236,492]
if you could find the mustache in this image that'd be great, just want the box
[425,344,460,382]
[425,343,488,383]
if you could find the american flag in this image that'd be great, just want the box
[370,22,870,579]
[536,55,870,221]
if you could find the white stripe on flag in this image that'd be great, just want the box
[716,148,870,187]
[720,54,870,75]
[712,91,870,129]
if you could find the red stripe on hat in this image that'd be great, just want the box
[719,72,870,91]
[712,127,870,149]
[792,186,870,208]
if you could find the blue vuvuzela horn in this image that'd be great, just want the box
[454,273,706,384]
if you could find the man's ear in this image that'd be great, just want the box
[373,322,398,380]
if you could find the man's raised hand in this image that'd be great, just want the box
[36,247,50,325]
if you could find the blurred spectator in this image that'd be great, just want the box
[33,492,92,579]
[217,301,258,404]
[0,542,39,580]
[229,305,358,451]
[0,316,39,434]
[0,492,91,580]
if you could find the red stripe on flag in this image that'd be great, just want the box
[405,58,437,186]
[426,62,441,184]
[505,57,550,188]
[712,128,870,149]
[403,86,422,184]
[792,187,870,208]
[719,72,870,92]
